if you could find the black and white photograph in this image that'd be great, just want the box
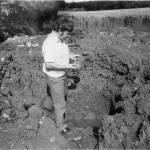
[0,0,150,149]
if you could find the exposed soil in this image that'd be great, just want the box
[1,14,150,149]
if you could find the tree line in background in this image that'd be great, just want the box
[59,1,150,11]
[0,0,60,42]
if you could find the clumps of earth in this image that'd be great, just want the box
[0,24,150,149]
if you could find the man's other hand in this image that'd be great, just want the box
[67,62,81,69]
[69,54,81,61]
[73,62,81,69]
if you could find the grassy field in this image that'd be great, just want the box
[59,8,150,18]
[59,8,150,32]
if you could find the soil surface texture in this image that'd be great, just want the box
[1,17,150,149]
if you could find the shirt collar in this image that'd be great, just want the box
[56,39,62,43]
[48,31,61,43]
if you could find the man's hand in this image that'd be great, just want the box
[69,53,81,61]
[73,62,81,69]
[67,62,81,69]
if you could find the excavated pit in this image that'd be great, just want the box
[1,16,150,149]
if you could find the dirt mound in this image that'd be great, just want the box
[1,23,150,149]
[67,26,150,149]
[0,34,98,149]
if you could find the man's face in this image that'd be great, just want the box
[59,31,70,42]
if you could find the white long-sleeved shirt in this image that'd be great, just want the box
[42,31,69,77]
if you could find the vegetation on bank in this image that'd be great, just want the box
[59,8,150,34]
[59,1,150,11]
[1,0,150,43]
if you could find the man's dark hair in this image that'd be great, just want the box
[53,17,74,32]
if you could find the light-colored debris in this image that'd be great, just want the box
[26,42,32,48]
[17,45,25,47]
[2,113,11,119]
[49,137,55,142]
[1,58,5,61]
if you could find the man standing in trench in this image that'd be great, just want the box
[42,20,81,136]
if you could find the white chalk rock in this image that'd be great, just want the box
[2,113,10,119]
[1,58,5,61]
[26,42,32,48]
